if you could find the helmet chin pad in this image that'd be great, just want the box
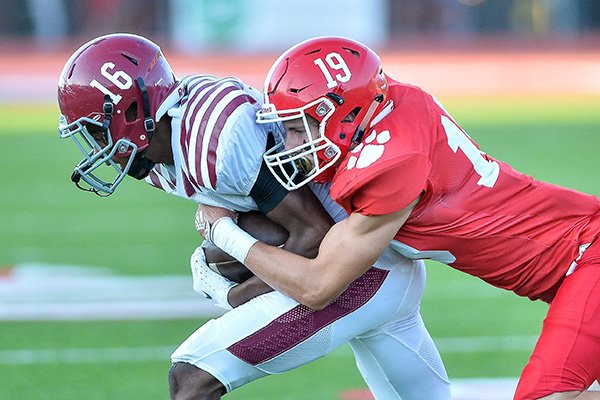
[127,152,156,180]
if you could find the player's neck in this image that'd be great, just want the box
[145,117,174,165]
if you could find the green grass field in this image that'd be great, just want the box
[1,95,599,399]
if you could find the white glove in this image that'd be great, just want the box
[190,244,236,310]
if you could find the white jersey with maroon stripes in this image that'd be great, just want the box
[144,74,282,212]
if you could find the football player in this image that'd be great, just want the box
[199,36,600,400]
[57,34,450,399]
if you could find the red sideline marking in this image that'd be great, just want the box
[339,390,373,400]
[0,267,14,278]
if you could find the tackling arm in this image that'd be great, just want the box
[226,184,334,307]
[204,196,419,309]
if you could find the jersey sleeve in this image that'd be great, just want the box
[213,102,269,196]
[249,161,290,214]
[332,152,431,216]
[309,182,349,223]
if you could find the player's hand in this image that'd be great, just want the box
[190,245,236,310]
[195,204,237,242]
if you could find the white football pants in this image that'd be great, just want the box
[171,247,450,399]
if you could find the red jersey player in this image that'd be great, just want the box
[198,36,600,399]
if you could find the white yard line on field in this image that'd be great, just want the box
[0,300,223,320]
[0,343,524,399]
[0,346,175,365]
[0,264,513,321]
[435,335,538,353]
[0,263,224,320]
[0,335,539,365]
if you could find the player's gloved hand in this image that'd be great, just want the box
[190,244,236,310]
[195,204,258,263]
[194,205,237,243]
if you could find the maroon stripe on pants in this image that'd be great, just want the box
[227,267,389,365]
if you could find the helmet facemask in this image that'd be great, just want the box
[58,111,137,196]
[257,97,341,190]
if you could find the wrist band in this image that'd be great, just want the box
[211,217,259,263]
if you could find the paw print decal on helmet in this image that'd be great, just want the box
[347,129,391,170]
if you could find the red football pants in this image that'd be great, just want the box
[515,239,600,399]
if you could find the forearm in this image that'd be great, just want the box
[227,275,273,307]
[208,217,368,308]
[215,223,325,308]
[204,204,413,309]
[245,215,388,308]
[265,186,333,258]
[244,241,345,309]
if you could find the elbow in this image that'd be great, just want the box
[304,298,332,311]
[299,294,331,310]
[297,283,338,310]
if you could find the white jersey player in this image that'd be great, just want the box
[56,33,450,399]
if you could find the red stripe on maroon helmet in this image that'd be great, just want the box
[226,267,388,365]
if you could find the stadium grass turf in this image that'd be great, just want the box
[1,96,599,399]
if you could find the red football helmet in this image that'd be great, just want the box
[256,36,388,189]
[57,33,177,196]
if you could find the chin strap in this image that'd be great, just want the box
[351,94,384,144]
[127,151,156,180]
[101,94,114,142]
[128,77,157,180]
[136,77,156,135]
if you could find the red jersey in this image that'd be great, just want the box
[330,79,600,301]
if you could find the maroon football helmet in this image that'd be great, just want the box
[256,36,388,189]
[57,33,177,196]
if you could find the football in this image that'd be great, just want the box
[202,211,289,283]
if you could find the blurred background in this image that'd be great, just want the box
[1,1,599,399]
[2,0,600,50]
[1,0,600,102]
